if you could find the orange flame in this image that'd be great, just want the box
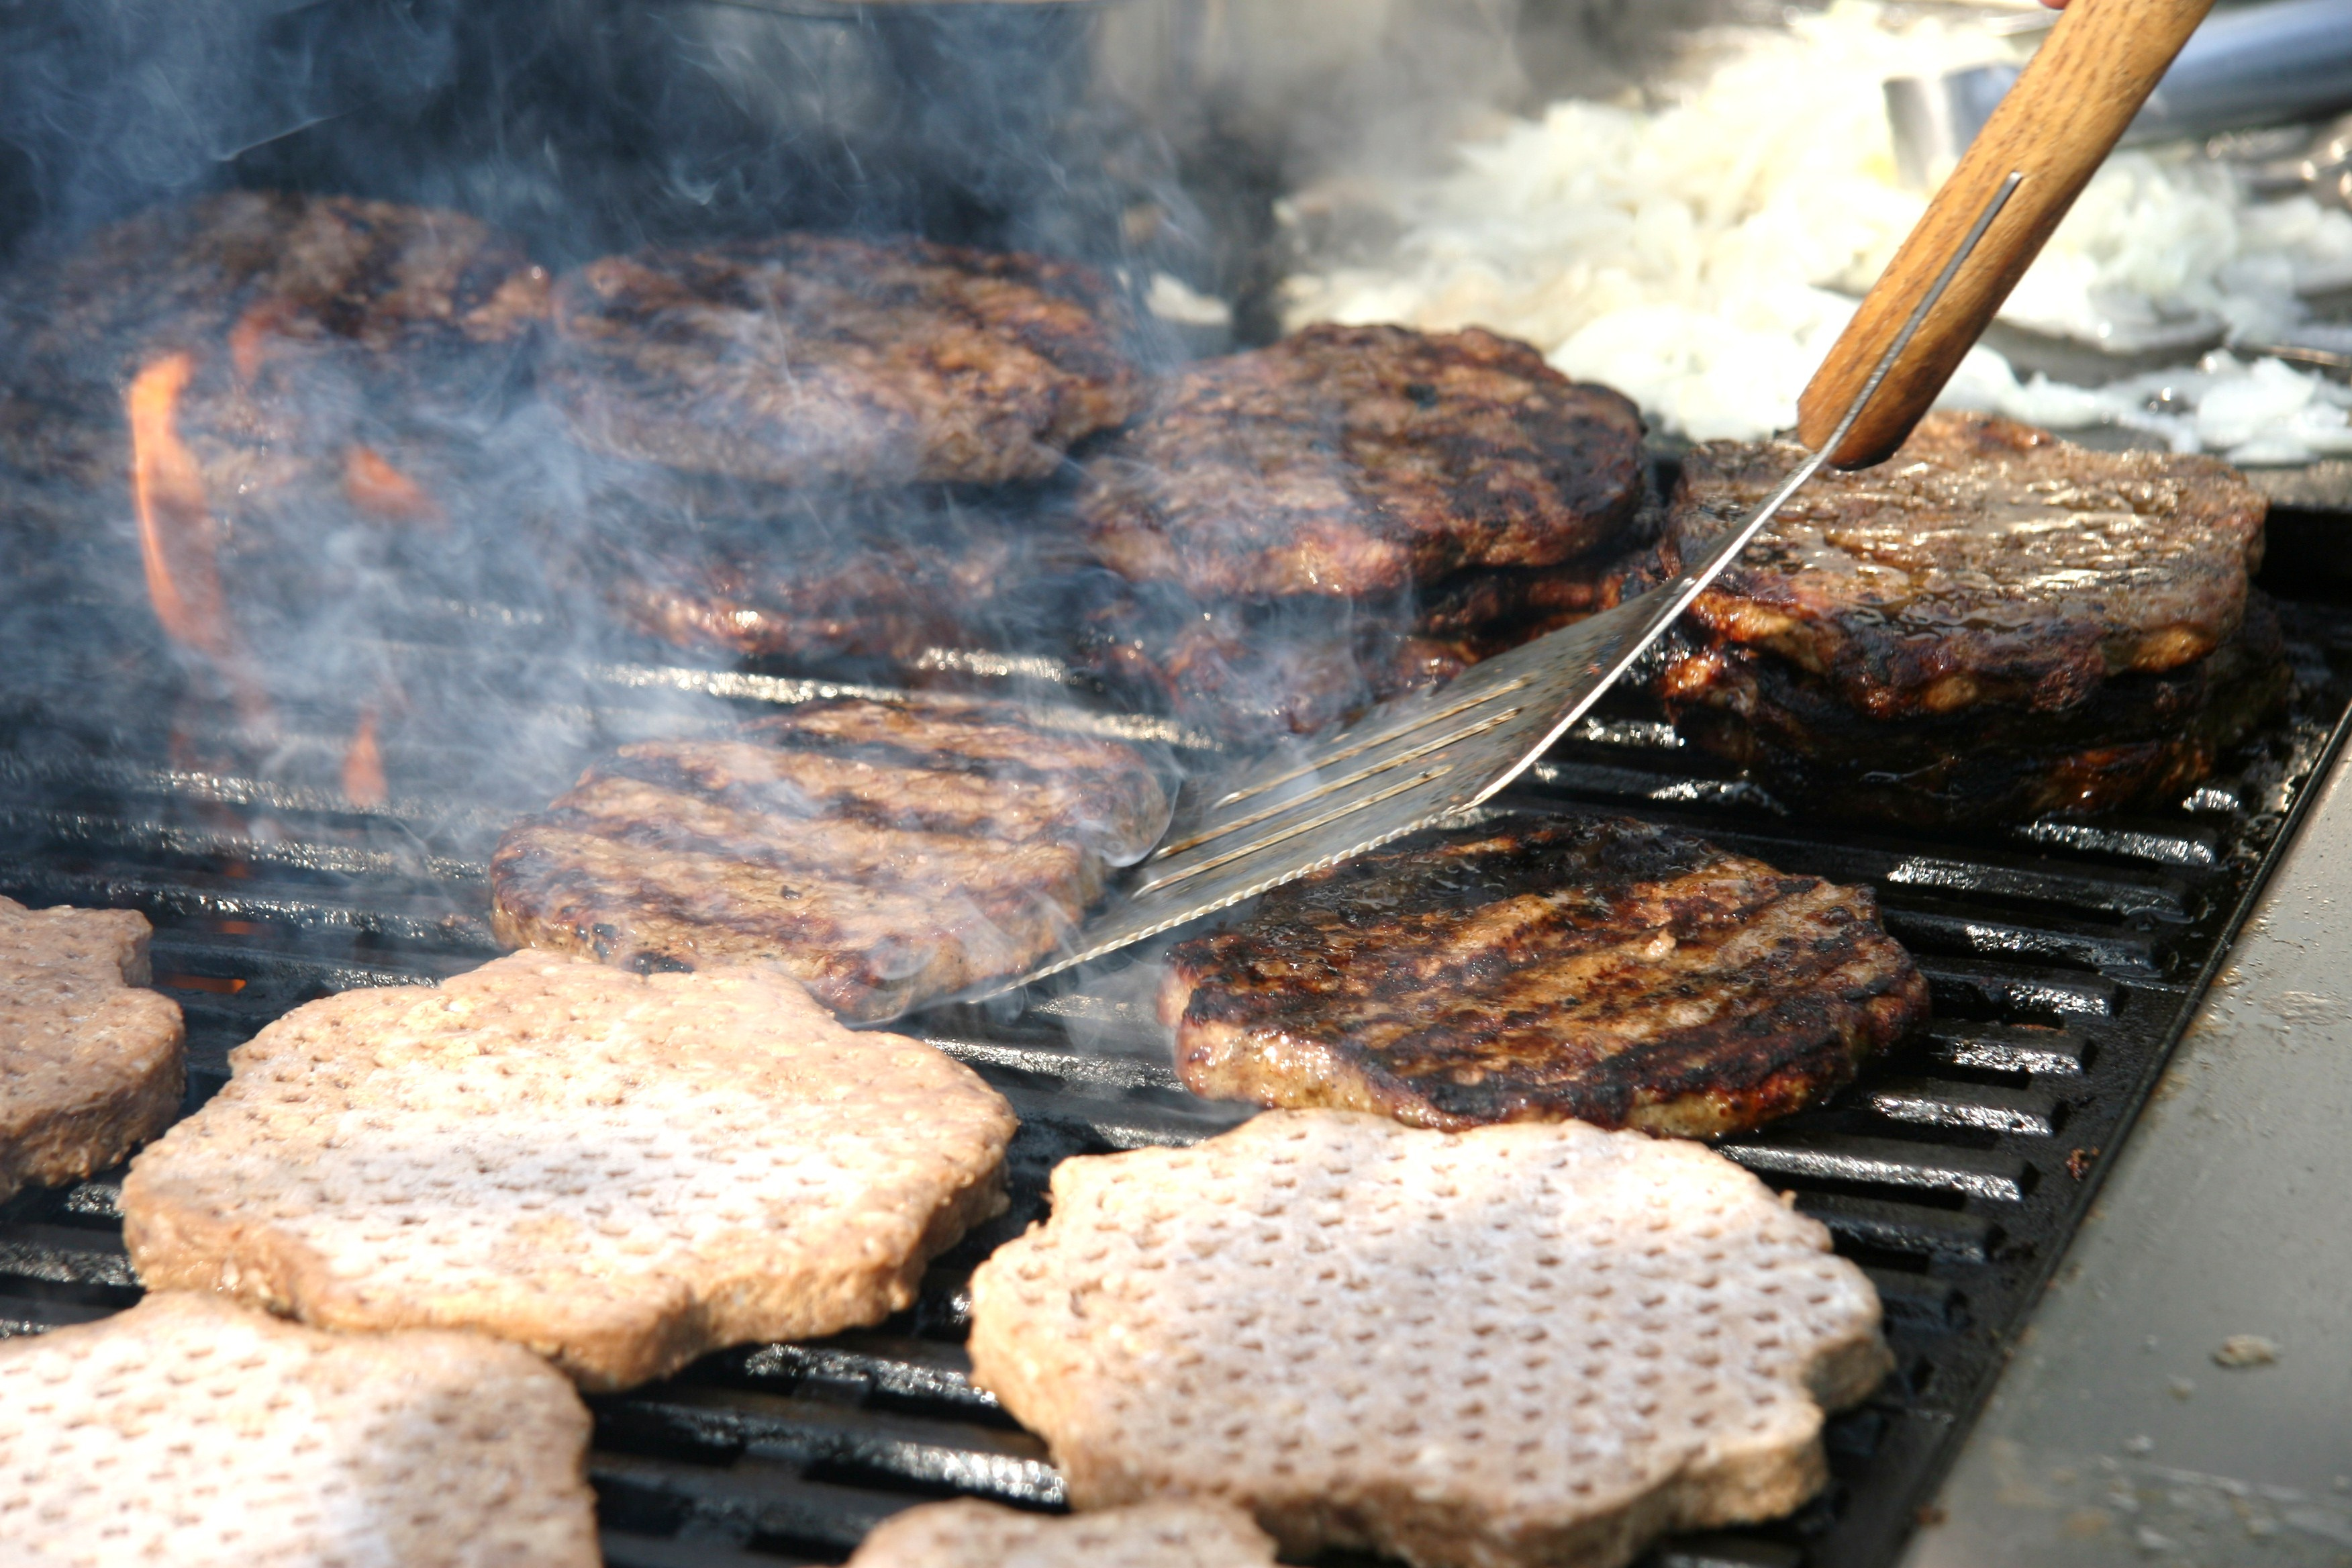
[129,354,234,659]
[342,705,388,807]
[228,299,295,384]
[344,445,446,527]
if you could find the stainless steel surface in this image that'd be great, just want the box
[1887,0,2352,181]
[1020,171,2026,985]
[1886,64,2019,193]
[2127,0,2352,145]
[1903,737,2352,1568]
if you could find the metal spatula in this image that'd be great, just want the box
[1021,0,2217,987]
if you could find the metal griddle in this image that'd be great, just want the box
[3,516,2350,1568]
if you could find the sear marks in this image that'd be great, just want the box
[490,695,1170,1022]
[1078,324,1647,598]
[542,234,1142,488]
[1163,814,1926,1136]
[1669,411,2268,720]
[1663,593,2292,828]
[0,190,545,494]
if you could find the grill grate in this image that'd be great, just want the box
[3,597,2350,1568]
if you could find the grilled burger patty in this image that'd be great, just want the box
[1669,412,2268,720]
[0,191,544,494]
[1078,324,1646,598]
[1079,499,1673,746]
[1163,814,1926,1136]
[1665,594,2292,827]
[542,234,1142,488]
[562,473,1066,664]
[490,696,1169,1022]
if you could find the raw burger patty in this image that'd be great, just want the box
[1079,323,1646,597]
[1163,813,1926,1136]
[0,897,185,1204]
[543,233,1142,487]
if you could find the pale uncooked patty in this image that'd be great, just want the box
[967,1111,1892,1568]
[847,1498,1278,1568]
[0,896,184,1204]
[121,952,1017,1391]
[0,1291,598,1568]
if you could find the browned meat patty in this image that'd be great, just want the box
[1668,412,2267,720]
[1078,324,1646,598]
[0,190,545,496]
[1663,595,2291,828]
[542,235,1142,488]
[1078,517,1671,747]
[1163,814,1926,1136]
[556,472,1038,663]
[490,695,1170,1022]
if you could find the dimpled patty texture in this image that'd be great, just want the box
[846,1498,1278,1568]
[0,1290,597,1568]
[1,897,185,1204]
[967,1112,1891,1568]
[121,952,1016,1390]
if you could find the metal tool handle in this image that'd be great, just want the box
[1798,0,2216,468]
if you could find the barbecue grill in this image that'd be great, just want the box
[6,505,2350,1566]
[5,2,2352,1565]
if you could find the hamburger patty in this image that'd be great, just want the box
[489,696,1169,1022]
[542,234,1142,488]
[1163,814,1926,1136]
[1080,504,1673,746]
[1664,595,2291,826]
[1078,324,1646,598]
[562,473,1035,663]
[1668,412,2267,720]
[0,191,545,494]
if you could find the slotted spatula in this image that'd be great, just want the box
[1021,0,2217,986]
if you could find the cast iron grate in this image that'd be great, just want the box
[3,597,2349,1568]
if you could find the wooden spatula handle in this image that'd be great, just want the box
[1796,0,2215,467]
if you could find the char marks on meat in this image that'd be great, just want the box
[491,696,1169,1022]
[1079,324,1646,598]
[1668,411,2267,720]
[543,235,1142,489]
[0,190,545,496]
[1164,814,1926,1136]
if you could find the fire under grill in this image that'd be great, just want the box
[3,560,2352,1568]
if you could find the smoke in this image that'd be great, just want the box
[0,0,1725,873]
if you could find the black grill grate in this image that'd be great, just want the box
[4,597,2351,1568]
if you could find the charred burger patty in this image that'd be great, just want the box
[1078,323,1647,599]
[542,234,1143,489]
[1163,814,1926,1136]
